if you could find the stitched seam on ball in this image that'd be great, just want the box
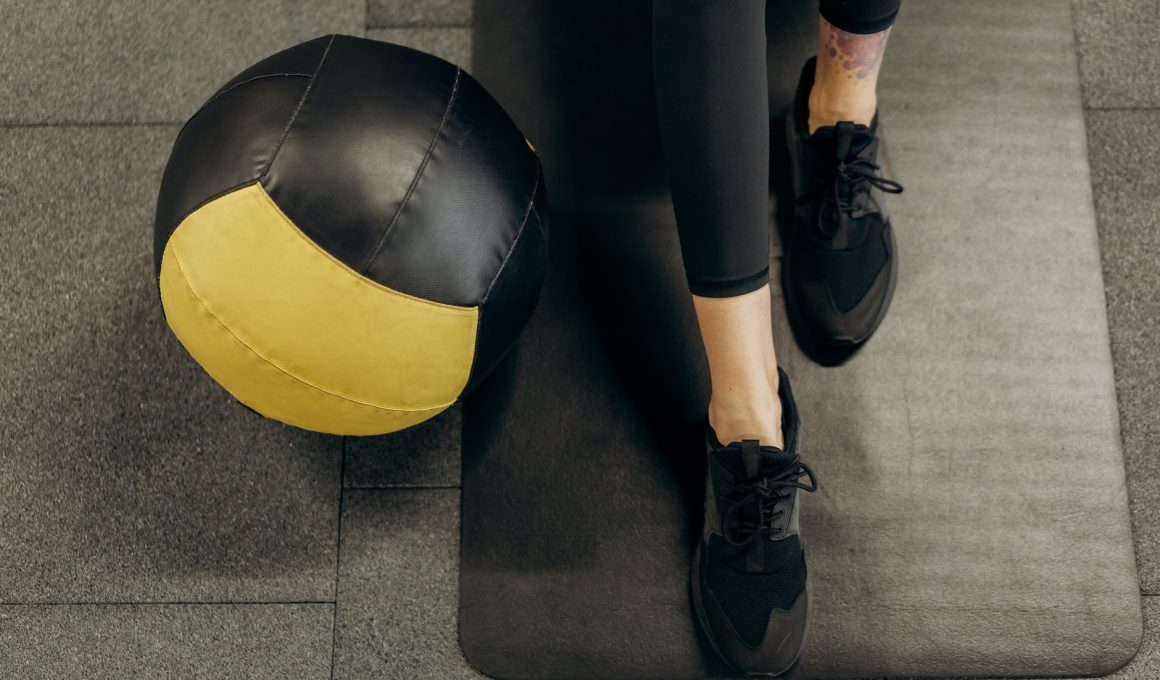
[260,33,336,180]
[359,64,463,275]
[528,204,545,242]
[480,156,541,305]
[168,243,459,414]
[159,180,259,264]
[186,73,313,127]
[252,185,476,314]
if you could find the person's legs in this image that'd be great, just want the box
[652,2,902,673]
[810,0,899,132]
[654,3,817,675]
[652,0,784,449]
[691,289,783,448]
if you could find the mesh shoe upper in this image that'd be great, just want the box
[704,534,807,648]
[788,213,890,315]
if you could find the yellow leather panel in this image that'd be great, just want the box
[158,183,478,435]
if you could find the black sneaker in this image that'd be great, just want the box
[690,367,818,677]
[783,55,903,353]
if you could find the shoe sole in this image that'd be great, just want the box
[689,541,812,678]
[780,111,899,354]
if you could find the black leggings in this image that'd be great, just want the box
[653,0,901,298]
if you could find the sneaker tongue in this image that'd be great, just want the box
[835,121,856,160]
[808,120,874,163]
[719,439,796,483]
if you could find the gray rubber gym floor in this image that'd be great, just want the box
[0,1,1156,678]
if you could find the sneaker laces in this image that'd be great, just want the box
[721,459,818,547]
[805,132,904,237]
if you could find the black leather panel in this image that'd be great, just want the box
[359,68,538,306]
[153,74,311,273]
[208,35,331,100]
[461,161,548,396]
[262,36,457,291]
[263,34,540,307]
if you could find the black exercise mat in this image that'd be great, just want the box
[461,3,745,676]
[460,1,1143,678]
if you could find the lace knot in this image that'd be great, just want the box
[721,460,818,546]
[803,136,904,236]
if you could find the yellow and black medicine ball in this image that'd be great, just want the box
[153,34,547,436]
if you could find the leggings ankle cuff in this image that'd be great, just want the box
[687,267,770,298]
[819,0,901,34]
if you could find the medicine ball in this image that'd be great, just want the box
[153,34,548,436]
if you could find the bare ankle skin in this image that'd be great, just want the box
[808,16,891,133]
[692,284,784,449]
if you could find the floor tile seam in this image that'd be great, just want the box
[0,600,337,607]
[1083,105,1160,112]
[0,121,181,128]
[342,484,462,490]
[329,437,348,680]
